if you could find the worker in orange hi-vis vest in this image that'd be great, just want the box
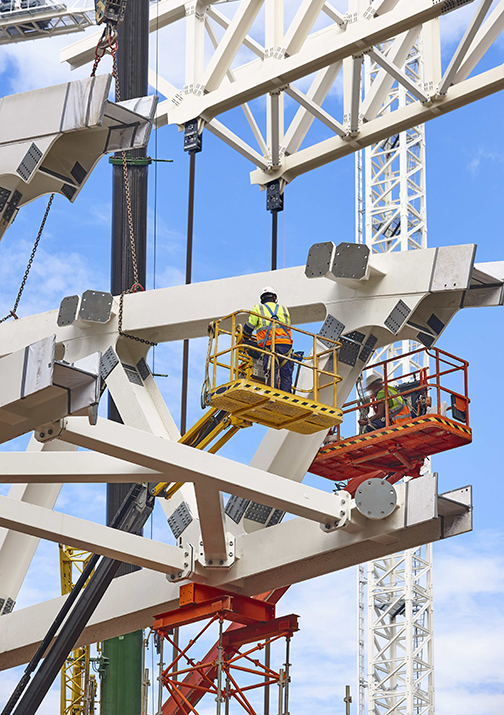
[359,373,411,432]
[243,286,294,393]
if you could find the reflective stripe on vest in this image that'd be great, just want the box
[249,302,292,347]
[376,386,409,420]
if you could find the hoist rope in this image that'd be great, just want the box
[201,322,215,409]
[0,192,55,324]
[91,26,156,347]
[180,150,197,434]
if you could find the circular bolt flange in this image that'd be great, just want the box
[355,479,397,520]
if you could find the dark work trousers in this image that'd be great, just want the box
[363,416,386,432]
[263,343,294,393]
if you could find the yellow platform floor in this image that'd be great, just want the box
[209,379,342,434]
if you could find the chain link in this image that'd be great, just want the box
[0,193,55,324]
[91,27,156,347]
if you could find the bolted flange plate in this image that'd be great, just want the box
[355,479,397,520]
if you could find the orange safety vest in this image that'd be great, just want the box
[247,302,292,348]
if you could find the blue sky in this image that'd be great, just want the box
[1,2,504,713]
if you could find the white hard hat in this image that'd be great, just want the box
[363,373,382,391]
[260,286,277,299]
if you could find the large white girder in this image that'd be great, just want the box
[59,0,504,191]
[0,243,501,656]
[0,75,157,240]
[0,475,471,670]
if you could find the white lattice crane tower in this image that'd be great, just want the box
[355,14,434,715]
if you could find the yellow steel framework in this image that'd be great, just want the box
[59,545,98,715]
[203,310,343,434]
[153,311,343,502]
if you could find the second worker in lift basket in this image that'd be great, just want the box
[359,374,410,432]
[243,287,294,393]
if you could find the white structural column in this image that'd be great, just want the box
[366,546,434,715]
[356,18,434,715]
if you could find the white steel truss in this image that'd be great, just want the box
[367,546,434,715]
[60,0,504,192]
[0,0,95,45]
[356,17,434,715]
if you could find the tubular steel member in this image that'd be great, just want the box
[59,546,99,715]
[310,346,472,495]
[153,583,299,715]
[201,310,343,435]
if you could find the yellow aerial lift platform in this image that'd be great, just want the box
[153,310,343,501]
[202,310,343,435]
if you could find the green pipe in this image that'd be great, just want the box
[101,631,143,715]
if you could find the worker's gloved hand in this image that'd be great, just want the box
[358,418,368,426]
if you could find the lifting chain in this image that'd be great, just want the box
[0,193,55,324]
[91,24,157,348]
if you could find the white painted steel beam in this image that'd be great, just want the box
[0,478,471,670]
[453,0,504,84]
[283,62,342,155]
[201,0,264,93]
[206,119,270,169]
[207,6,264,58]
[366,46,429,103]
[250,63,504,185]
[0,451,157,483]
[284,84,346,137]
[0,496,186,574]
[0,437,73,614]
[55,417,347,525]
[282,0,327,58]
[157,0,471,125]
[437,0,493,96]
[360,28,422,122]
[322,2,346,26]
[204,17,268,157]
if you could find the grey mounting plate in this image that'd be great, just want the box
[79,290,113,323]
[305,241,335,278]
[57,295,79,327]
[332,243,369,280]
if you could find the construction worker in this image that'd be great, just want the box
[243,287,294,393]
[359,374,410,432]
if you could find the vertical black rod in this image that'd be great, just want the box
[107,1,150,712]
[180,151,196,435]
[108,0,149,540]
[271,211,278,271]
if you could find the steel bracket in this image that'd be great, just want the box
[198,533,236,569]
[166,543,195,583]
[320,491,352,533]
[35,418,67,443]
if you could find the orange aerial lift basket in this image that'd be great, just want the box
[310,346,472,495]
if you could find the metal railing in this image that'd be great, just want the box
[202,309,342,407]
[335,346,469,440]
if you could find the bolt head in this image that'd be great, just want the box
[184,562,188,567]
[228,552,233,557]
[184,552,189,557]
[209,560,213,565]
[340,510,345,517]
[39,432,45,438]
[220,560,224,565]
[325,523,331,530]
[48,429,53,435]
